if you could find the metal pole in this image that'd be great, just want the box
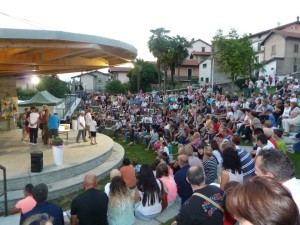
[211,57,214,87]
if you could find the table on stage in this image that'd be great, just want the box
[58,124,70,144]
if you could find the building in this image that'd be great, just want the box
[109,67,131,83]
[167,39,212,84]
[249,16,300,77]
[71,71,112,93]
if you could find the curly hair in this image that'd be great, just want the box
[222,147,242,174]
[108,176,133,214]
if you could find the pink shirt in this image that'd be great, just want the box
[15,195,36,214]
[160,176,177,202]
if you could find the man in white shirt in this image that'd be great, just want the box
[85,109,92,138]
[255,133,275,155]
[255,150,300,210]
[28,107,40,145]
[76,111,88,143]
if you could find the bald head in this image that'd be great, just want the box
[84,173,97,190]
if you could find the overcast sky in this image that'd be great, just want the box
[1,0,300,80]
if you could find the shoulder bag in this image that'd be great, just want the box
[159,179,168,211]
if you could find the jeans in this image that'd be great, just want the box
[29,128,38,144]
[293,140,300,152]
[76,129,87,142]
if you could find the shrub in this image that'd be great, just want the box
[52,137,63,146]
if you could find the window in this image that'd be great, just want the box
[271,45,276,55]
[200,77,204,82]
[257,43,261,51]
[203,64,207,69]
[294,44,299,53]
[202,47,205,52]
[98,78,102,83]
[205,78,209,83]
[189,54,193,59]
[188,68,192,79]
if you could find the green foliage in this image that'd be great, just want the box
[16,87,38,100]
[105,80,125,94]
[190,77,199,84]
[52,137,63,146]
[127,59,161,92]
[235,77,258,90]
[212,28,263,81]
[148,28,192,88]
[71,113,78,120]
[35,75,71,98]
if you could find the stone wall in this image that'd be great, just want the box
[0,76,17,98]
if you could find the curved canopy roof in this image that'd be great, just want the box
[0,28,137,77]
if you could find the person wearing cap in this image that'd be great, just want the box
[76,111,88,143]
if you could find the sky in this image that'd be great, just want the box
[1,0,300,80]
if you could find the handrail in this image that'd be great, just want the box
[0,164,8,216]
[63,94,78,118]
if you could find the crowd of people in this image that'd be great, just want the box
[13,77,300,225]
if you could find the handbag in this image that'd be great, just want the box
[159,179,168,211]
[193,192,224,213]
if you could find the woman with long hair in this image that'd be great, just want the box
[108,176,135,225]
[219,147,243,190]
[134,164,162,220]
[226,176,300,225]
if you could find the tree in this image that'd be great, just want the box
[35,75,70,98]
[127,59,161,93]
[105,80,125,94]
[148,28,192,89]
[212,28,263,81]
[16,87,38,100]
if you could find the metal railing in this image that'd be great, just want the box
[0,165,8,216]
[63,94,78,118]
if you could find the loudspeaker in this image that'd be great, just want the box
[30,151,43,172]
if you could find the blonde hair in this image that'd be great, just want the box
[204,146,213,157]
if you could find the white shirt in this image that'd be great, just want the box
[90,120,97,132]
[256,141,275,155]
[283,177,300,210]
[77,115,86,130]
[28,112,39,128]
[85,112,92,126]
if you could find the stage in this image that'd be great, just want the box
[0,128,124,211]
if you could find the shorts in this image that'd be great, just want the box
[91,131,96,137]
[49,129,58,138]
[25,126,30,133]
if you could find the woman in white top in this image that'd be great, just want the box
[134,164,162,220]
[219,146,243,190]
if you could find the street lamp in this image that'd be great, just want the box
[31,76,40,90]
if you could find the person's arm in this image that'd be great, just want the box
[71,214,78,225]
[134,188,141,203]
[10,206,21,214]
[220,170,229,190]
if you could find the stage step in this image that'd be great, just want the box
[0,142,124,212]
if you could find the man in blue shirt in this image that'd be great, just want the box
[48,111,60,146]
[174,155,193,204]
[21,183,64,225]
